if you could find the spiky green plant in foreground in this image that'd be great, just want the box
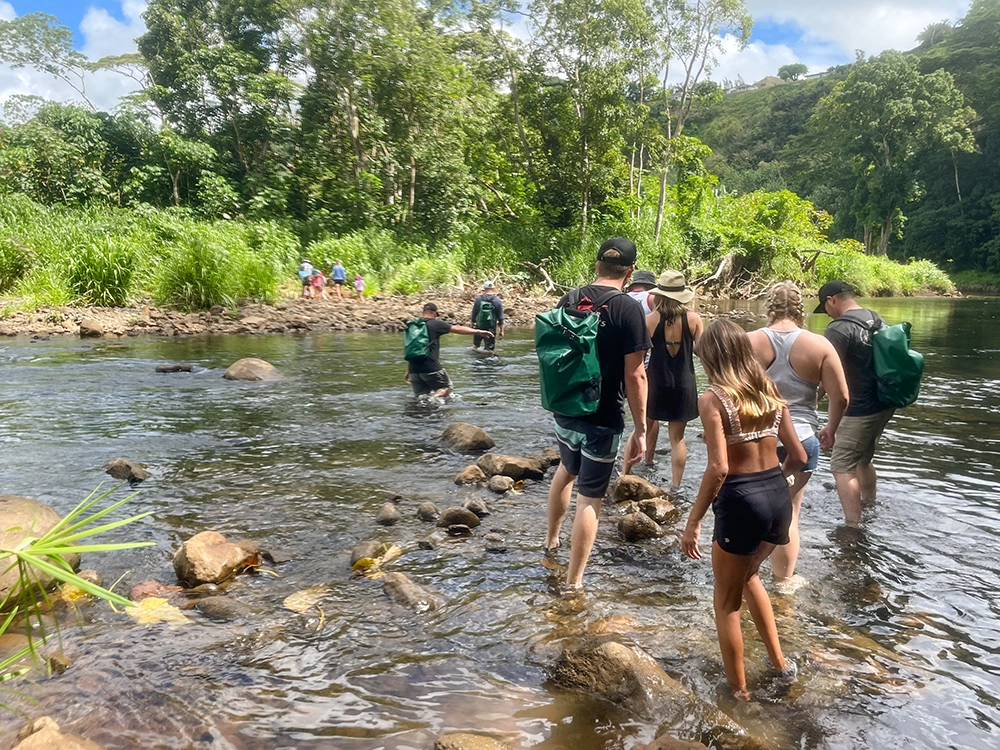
[0,485,154,686]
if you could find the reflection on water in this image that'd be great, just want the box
[0,297,998,749]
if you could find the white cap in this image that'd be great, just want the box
[483,280,495,290]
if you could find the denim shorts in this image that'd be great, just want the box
[778,433,820,473]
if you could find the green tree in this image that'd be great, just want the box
[649,0,753,241]
[778,63,808,81]
[806,50,975,255]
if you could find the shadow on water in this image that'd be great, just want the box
[0,296,998,748]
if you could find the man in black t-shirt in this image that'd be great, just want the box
[815,280,895,527]
[406,302,494,398]
[543,238,651,592]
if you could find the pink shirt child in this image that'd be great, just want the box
[354,274,365,293]
[311,271,325,288]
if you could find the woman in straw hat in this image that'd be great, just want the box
[637,269,703,491]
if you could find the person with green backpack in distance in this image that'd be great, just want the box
[815,280,924,528]
[471,281,504,351]
[404,302,494,398]
[538,237,651,594]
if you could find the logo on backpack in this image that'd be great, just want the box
[476,296,495,330]
[404,318,431,361]
[534,288,619,417]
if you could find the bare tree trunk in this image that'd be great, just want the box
[654,170,668,242]
[876,215,892,256]
[863,225,875,255]
[952,150,964,216]
[343,87,364,180]
[407,153,416,238]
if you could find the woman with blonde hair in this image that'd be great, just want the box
[682,319,806,700]
[747,281,849,582]
[640,270,703,489]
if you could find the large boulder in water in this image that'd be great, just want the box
[476,454,544,480]
[172,531,258,585]
[441,423,496,453]
[0,496,81,607]
[103,458,151,486]
[78,319,104,338]
[636,737,710,750]
[222,357,282,381]
[12,716,105,750]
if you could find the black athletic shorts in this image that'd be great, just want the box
[712,466,791,555]
[554,415,622,497]
[409,369,452,396]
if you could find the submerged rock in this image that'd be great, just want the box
[434,733,515,750]
[0,495,81,607]
[612,475,667,504]
[377,503,401,526]
[222,357,282,381]
[476,454,544,480]
[635,737,710,750]
[172,531,257,586]
[441,423,496,453]
[155,363,194,373]
[487,475,514,493]
[447,524,473,536]
[619,512,662,542]
[437,507,482,528]
[350,540,385,566]
[417,501,440,521]
[383,572,438,612]
[13,716,105,750]
[454,465,487,485]
[463,498,491,517]
[196,596,253,621]
[103,458,151,486]
[129,580,184,602]
[483,532,507,553]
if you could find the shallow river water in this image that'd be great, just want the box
[1,296,999,750]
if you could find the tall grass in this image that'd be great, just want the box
[0,195,300,310]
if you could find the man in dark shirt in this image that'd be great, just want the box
[406,302,493,398]
[471,281,504,351]
[814,280,895,527]
[544,237,651,592]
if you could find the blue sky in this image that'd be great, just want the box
[8,0,124,44]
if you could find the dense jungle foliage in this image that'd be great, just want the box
[687,0,1000,283]
[0,0,963,309]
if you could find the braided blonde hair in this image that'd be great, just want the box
[767,281,804,326]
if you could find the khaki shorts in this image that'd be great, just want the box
[830,409,894,474]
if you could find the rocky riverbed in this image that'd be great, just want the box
[0,291,560,339]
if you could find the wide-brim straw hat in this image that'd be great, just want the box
[647,270,694,303]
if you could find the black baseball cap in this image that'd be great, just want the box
[597,237,637,266]
[628,270,657,289]
[814,280,854,313]
[423,302,438,313]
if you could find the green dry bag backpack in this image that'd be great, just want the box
[534,288,619,417]
[851,316,924,407]
[404,318,431,361]
[476,296,495,330]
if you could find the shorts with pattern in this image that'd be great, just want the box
[553,416,622,497]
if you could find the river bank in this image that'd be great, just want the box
[0,291,562,339]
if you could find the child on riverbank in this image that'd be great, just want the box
[354,273,366,300]
[311,269,329,301]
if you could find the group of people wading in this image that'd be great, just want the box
[539,239,895,701]
[403,237,898,701]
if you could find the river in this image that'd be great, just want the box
[0,296,998,749]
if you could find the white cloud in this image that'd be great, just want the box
[744,0,969,59]
[0,1,146,114]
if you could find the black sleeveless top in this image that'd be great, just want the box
[647,311,699,422]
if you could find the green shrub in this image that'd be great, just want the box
[0,237,31,292]
[67,236,136,306]
[154,229,234,309]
